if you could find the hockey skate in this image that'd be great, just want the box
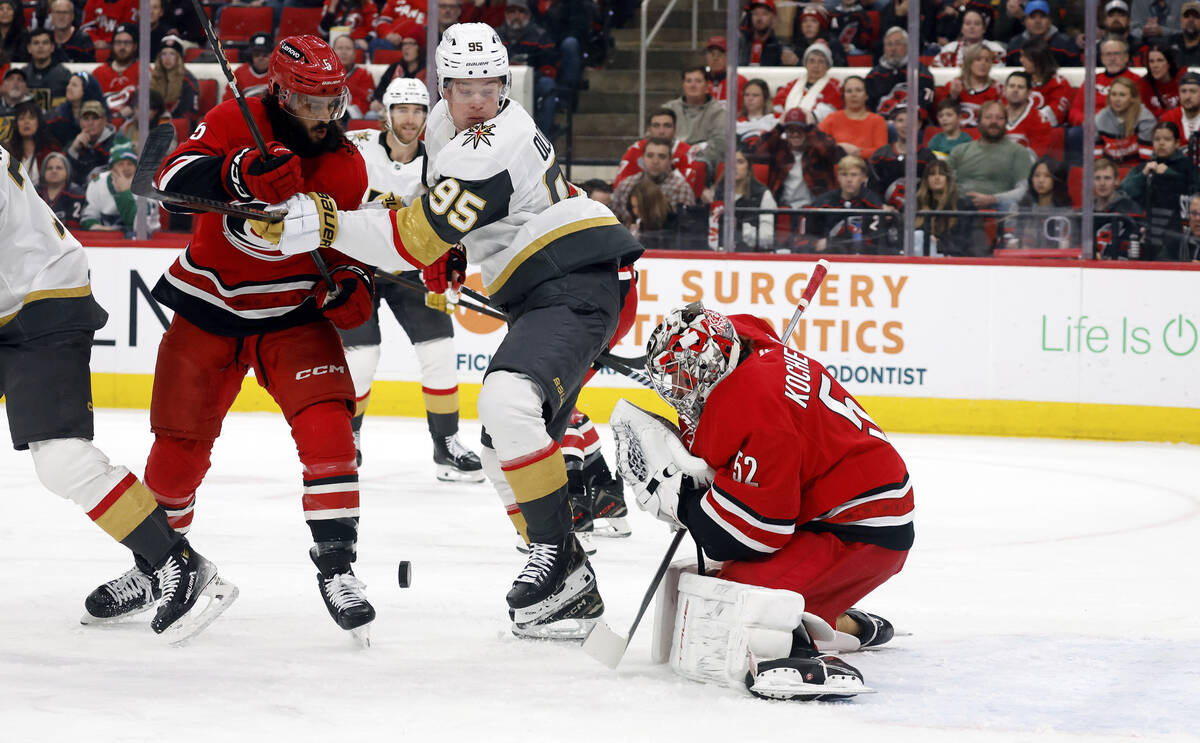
[587,469,632,538]
[151,542,238,646]
[81,565,155,624]
[311,543,376,647]
[841,608,895,648]
[433,433,485,482]
[507,534,603,641]
[745,651,874,702]
[568,484,598,556]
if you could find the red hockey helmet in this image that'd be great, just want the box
[646,302,742,425]
[269,35,350,120]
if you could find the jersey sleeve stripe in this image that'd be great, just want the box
[484,215,619,295]
[390,202,450,266]
[698,493,784,554]
[709,483,797,529]
[817,474,912,520]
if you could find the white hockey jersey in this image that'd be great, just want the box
[335,98,641,306]
[347,128,427,207]
[0,148,94,329]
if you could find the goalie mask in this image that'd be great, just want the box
[645,303,742,425]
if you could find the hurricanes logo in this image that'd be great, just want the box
[461,123,496,149]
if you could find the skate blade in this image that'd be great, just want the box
[163,577,239,647]
[592,517,632,538]
[435,465,486,483]
[350,623,371,648]
[511,617,596,641]
[749,674,875,702]
[511,563,597,627]
[581,620,628,668]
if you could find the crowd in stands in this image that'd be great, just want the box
[598,0,1200,261]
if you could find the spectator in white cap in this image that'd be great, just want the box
[773,41,842,123]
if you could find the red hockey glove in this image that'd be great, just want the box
[315,264,375,330]
[421,243,467,294]
[226,142,303,204]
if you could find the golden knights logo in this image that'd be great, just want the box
[461,123,496,149]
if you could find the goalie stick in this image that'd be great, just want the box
[582,260,834,670]
[582,528,687,668]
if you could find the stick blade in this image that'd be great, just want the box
[132,123,178,199]
[582,620,628,669]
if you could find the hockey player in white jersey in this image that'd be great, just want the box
[341,77,483,482]
[271,23,643,639]
[0,148,236,643]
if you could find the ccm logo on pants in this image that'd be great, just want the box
[296,364,346,380]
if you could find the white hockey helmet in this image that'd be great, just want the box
[383,77,430,110]
[645,302,743,425]
[435,22,511,103]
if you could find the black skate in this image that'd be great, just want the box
[587,469,631,538]
[433,434,485,483]
[311,543,376,646]
[81,565,154,624]
[745,651,873,702]
[568,481,597,556]
[842,608,895,648]
[507,535,603,641]
[151,542,238,645]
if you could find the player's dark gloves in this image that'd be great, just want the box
[316,264,374,330]
[226,142,303,204]
[421,243,467,294]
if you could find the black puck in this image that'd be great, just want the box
[398,560,412,588]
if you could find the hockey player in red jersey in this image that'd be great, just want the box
[85,35,378,642]
[615,302,913,700]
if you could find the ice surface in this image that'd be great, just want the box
[1,409,1198,742]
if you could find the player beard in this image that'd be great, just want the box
[263,95,345,157]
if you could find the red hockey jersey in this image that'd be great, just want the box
[1029,73,1074,127]
[153,98,367,337]
[80,0,136,46]
[934,80,1002,127]
[1005,100,1055,156]
[613,138,694,189]
[679,315,913,561]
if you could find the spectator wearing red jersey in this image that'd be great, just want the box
[92,24,138,118]
[819,75,888,158]
[736,79,777,148]
[933,8,1004,69]
[791,4,848,67]
[740,0,793,66]
[79,0,136,50]
[1004,71,1055,156]
[223,33,273,102]
[773,41,842,123]
[1068,37,1137,127]
[752,107,844,209]
[331,33,374,118]
[321,0,376,51]
[1161,71,1200,146]
[1094,77,1154,166]
[935,42,1002,129]
[1018,39,1074,127]
[614,109,694,189]
[1003,0,1079,67]
[371,0,459,59]
[704,36,747,103]
[460,0,506,28]
[1137,44,1183,120]
[148,36,198,125]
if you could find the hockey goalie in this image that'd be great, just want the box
[612,303,914,701]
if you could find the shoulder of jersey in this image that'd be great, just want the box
[348,129,378,146]
[436,102,532,181]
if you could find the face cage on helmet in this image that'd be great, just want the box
[278,87,350,121]
[647,351,709,426]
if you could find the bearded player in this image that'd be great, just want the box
[273,23,643,639]
[613,303,913,700]
[85,35,378,642]
[341,77,483,482]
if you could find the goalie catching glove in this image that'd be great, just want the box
[422,244,466,294]
[610,399,714,528]
[316,264,374,330]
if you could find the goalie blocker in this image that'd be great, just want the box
[609,302,913,698]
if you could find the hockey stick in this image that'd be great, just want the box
[582,528,687,668]
[187,0,336,291]
[782,258,830,348]
[375,271,654,387]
